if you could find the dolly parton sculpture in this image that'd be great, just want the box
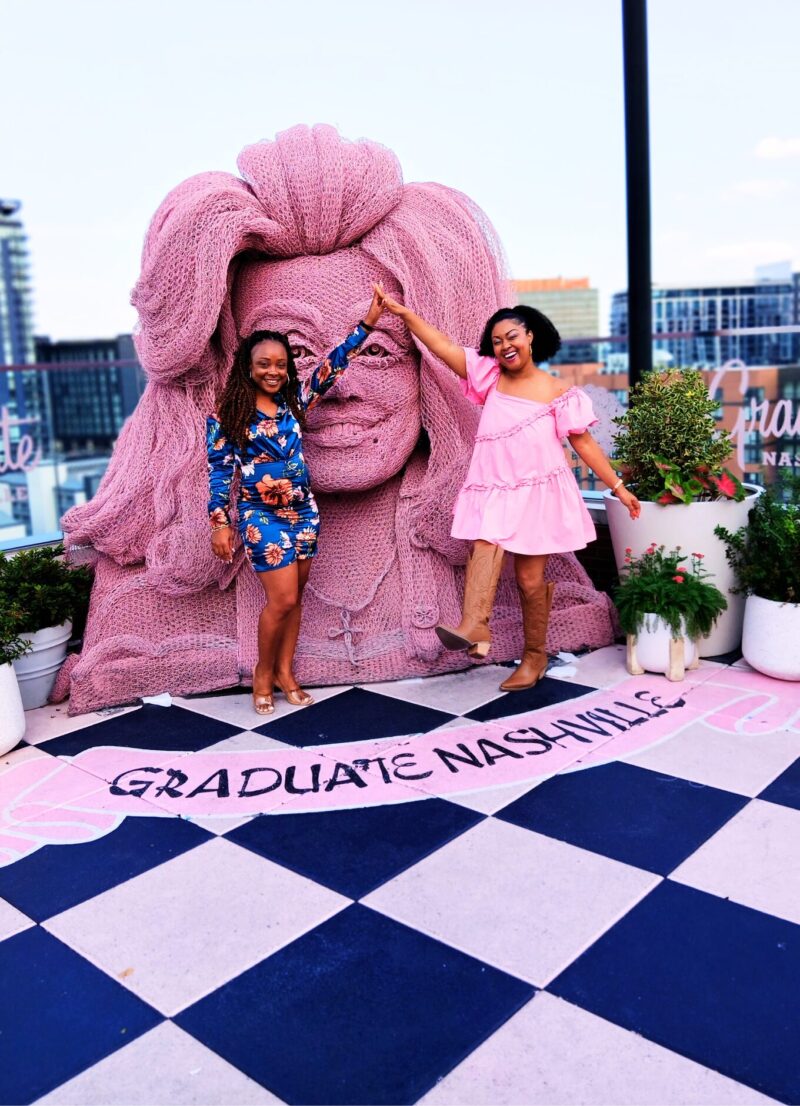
[55,125,615,713]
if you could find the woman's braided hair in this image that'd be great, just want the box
[217,330,305,450]
[478,305,562,363]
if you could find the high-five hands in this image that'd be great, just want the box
[363,285,386,328]
[371,283,408,318]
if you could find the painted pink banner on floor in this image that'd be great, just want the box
[2,671,798,866]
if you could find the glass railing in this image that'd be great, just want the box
[551,328,800,493]
[1,327,798,550]
[0,359,145,551]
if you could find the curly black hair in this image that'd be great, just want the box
[478,305,562,363]
[216,330,304,450]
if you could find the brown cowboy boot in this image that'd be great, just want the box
[500,581,555,690]
[436,542,505,657]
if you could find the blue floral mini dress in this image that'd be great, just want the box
[207,324,369,572]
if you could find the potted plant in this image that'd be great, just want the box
[0,545,93,710]
[614,544,727,681]
[606,369,760,656]
[715,479,800,680]
[0,602,29,753]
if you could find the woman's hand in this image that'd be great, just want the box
[211,525,234,563]
[616,487,641,520]
[372,283,408,319]
[363,285,386,329]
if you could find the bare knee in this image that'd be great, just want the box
[514,555,547,596]
[265,592,298,620]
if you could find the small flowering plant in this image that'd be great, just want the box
[614,544,728,640]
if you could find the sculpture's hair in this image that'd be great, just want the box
[62,124,509,567]
[217,330,303,450]
[479,305,562,363]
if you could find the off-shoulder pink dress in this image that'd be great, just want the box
[452,349,598,555]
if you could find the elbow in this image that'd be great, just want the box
[567,431,592,451]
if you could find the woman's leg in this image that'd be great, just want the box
[500,553,554,691]
[274,558,314,703]
[253,561,300,711]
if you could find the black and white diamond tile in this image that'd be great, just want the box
[1,647,797,1105]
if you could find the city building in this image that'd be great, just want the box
[0,198,50,458]
[512,277,600,364]
[610,264,800,367]
[34,334,145,454]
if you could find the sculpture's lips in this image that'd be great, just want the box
[308,420,381,447]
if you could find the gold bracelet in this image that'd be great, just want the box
[211,523,231,532]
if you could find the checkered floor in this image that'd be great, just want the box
[2,646,799,1105]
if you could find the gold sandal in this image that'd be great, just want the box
[252,665,275,716]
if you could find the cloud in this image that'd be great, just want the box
[728,178,791,200]
[755,136,800,159]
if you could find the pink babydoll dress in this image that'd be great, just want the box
[451,349,598,554]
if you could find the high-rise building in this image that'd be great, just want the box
[610,266,800,367]
[512,277,600,364]
[0,199,50,458]
[34,334,145,454]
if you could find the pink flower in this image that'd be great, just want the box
[693,552,704,559]
[672,575,684,583]
[625,547,632,554]
[675,566,687,574]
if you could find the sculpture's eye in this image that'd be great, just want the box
[291,345,314,360]
[361,343,391,359]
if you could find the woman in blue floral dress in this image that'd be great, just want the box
[207,287,384,714]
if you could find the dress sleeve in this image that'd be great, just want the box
[554,388,599,439]
[460,348,501,405]
[298,323,370,412]
[206,414,235,528]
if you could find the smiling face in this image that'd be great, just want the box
[249,340,289,397]
[491,316,534,372]
[234,248,421,493]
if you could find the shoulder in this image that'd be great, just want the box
[536,375,574,404]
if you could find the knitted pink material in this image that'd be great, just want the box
[55,125,616,713]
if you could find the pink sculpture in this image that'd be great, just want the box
[55,125,616,714]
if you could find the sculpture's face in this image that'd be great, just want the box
[235,248,421,493]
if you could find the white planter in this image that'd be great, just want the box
[0,662,26,753]
[605,486,761,657]
[13,621,72,710]
[742,594,800,681]
[628,614,697,680]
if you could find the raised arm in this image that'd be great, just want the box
[298,287,386,411]
[374,285,467,379]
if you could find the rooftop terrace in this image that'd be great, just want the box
[1,646,799,1105]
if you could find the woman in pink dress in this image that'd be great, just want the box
[375,289,641,690]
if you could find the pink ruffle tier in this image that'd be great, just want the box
[451,349,598,555]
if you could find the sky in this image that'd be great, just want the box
[2,0,799,341]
